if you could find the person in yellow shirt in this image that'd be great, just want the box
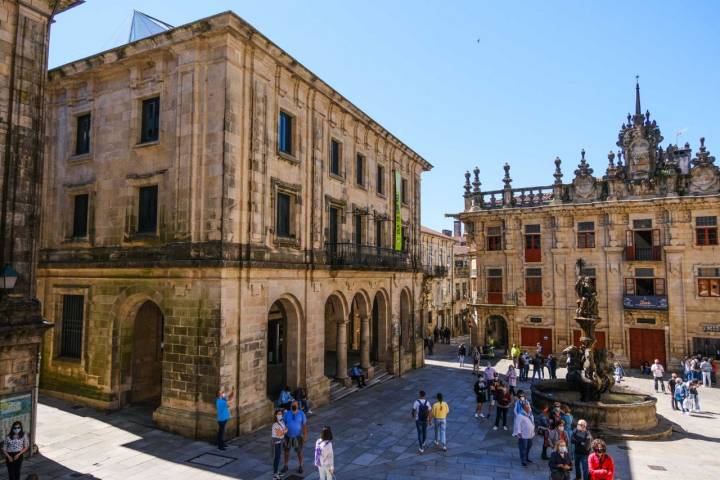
[511,344,521,366]
[431,392,450,451]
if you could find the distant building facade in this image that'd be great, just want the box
[458,84,720,365]
[38,12,431,440]
[420,227,455,334]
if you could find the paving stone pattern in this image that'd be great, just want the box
[11,337,720,479]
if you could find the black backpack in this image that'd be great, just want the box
[417,399,430,421]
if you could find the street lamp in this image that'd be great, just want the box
[0,264,19,290]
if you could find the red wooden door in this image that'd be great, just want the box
[573,330,606,350]
[629,328,666,368]
[520,327,553,354]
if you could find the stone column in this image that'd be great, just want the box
[336,320,348,380]
[360,314,370,370]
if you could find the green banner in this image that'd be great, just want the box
[394,171,402,251]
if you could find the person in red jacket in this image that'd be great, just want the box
[588,438,614,480]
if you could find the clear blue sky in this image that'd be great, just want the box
[50,1,720,232]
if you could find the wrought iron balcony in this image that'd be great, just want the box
[324,242,412,270]
[423,265,449,277]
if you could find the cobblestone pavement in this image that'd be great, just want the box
[8,338,719,479]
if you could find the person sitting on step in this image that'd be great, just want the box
[349,364,367,388]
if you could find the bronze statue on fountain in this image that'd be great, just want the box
[562,259,614,401]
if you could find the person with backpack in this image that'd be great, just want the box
[492,382,512,431]
[412,390,432,453]
[431,392,450,451]
[471,346,481,374]
[313,426,334,480]
[571,419,593,480]
[474,373,489,419]
[674,377,688,414]
[588,438,614,480]
[458,343,467,368]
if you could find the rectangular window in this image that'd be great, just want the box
[698,267,720,297]
[524,224,541,262]
[276,192,291,238]
[140,97,160,143]
[328,206,339,245]
[487,268,503,304]
[375,220,383,249]
[577,221,595,248]
[75,113,91,155]
[401,178,408,204]
[278,111,293,155]
[696,216,718,246]
[354,213,363,246]
[633,219,653,229]
[60,294,84,359]
[330,139,341,176]
[72,194,89,238]
[625,276,665,296]
[138,185,158,234]
[626,227,661,261]
[525,268,542,306]
[376,165,385,195]
[356,154,365,186]
[487,226,502,251]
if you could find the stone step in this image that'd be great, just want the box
[329,369,394,403]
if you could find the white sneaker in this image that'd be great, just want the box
[503,426,508,431]
[474,413,479,418]
[419,447,424,453]
[442,446,447,451]
[434,441,439,446]
[493,426,498,430]
[480,414,485,418]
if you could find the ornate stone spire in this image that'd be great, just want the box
[635,76,641,116]
[692,137,716,167]
[607,150,615,168]
[502,163,512,189]
[553,156,563,185]
[616,150,623,167]
[574,149,593,176]
[472,166,481,193]
[463,170,471,197]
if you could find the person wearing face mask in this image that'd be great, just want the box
[548,419,569,450]
[571,419,593,480]
[588,438,614,480]
[282,400,308,474]
[513,390,527,417]
[216,386,235,450]
[271,409,288,479]
[512,402,535,467]
[3,421,29,480]
[492,382,511,431]
[548,440,573,480]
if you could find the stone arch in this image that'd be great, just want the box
[324,292,348,379]
[371,288,390,364]
[266,294,304,399]
[348,290,370,352]
[400,287,414,351]
[110,285,166,408]
[485,314,509,351]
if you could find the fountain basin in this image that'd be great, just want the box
[531,379,672,439]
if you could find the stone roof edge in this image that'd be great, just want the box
[48,10,433,172]
[420,225,456,241]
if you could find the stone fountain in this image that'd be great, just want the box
[531,259,672,439]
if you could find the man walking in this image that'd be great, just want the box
[412,390,432,453]
[700,357,712,387]
[513,402,535,467]
[216,386,235,450]
[431,392,450,451]
[282,400,308,474]
[650,358,666,393]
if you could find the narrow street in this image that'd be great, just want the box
[11,337,719,479]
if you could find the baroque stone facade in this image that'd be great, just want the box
[0,0,80,452]
[458,83,720,366]
[38,12,431,440]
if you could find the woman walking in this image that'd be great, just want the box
[431,392,450,451]
[548,439,573,480]
[271,409,287,479]
[3,421,29,480]
[314,426,334,480]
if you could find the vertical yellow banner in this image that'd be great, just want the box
[394,171,402,251]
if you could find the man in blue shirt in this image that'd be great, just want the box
[281,400,308,474]
[216,386,234,450]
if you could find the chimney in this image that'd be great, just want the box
[453,220,462,238]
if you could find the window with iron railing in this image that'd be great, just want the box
[524,224,541,262]
[625,221,660,261]
[60,295,84,359]
[487,268,503,304]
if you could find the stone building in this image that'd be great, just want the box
[458,83,720,366]
[37,11,431,440]
[453,241,471,335]
[0,0,81,451]
[419,227,455,335]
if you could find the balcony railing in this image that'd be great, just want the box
[325,242,412,269]
[472,185,555,210]
[469,291,518,306]
[455,266,470,277]
[623,295,668,310]
[423,265,449,277]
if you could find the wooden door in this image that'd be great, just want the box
[520,327,553,354]
[573,330,606,350]
[131,302,163,403]
[629,328,666,368]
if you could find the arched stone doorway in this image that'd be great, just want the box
[266,297,303,399]
[131,301,164,405]
[400,288,413,351]
[485,315,509,352]
[371,291,389,363]
[349,292,369,370]
[324,294,347,379]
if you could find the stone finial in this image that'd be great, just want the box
[502,163,512,189]
[645,109,651,126]
[607,150,615,167]
[700,137,706,152]
[463,170,471,197]
[616,150,623,167]
[472,166,481,193]
[627,113,631,125]
[575,149,594,176]
[553,156,563,185]
[692,137,716,167]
